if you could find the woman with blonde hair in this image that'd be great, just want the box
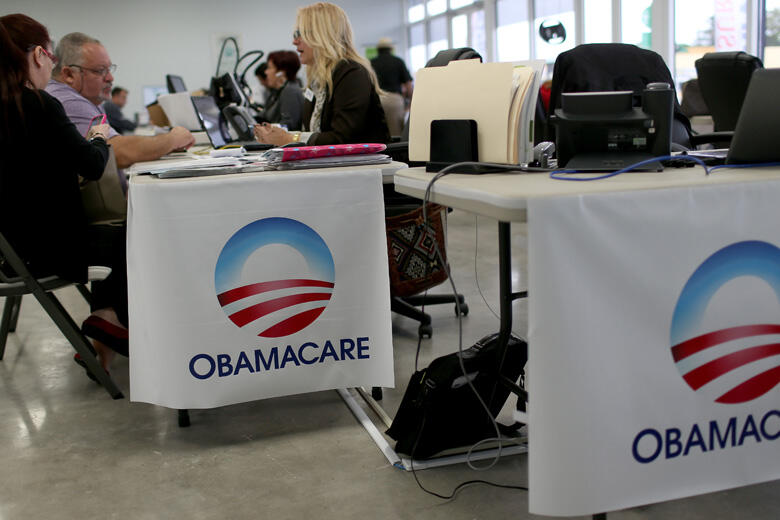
[254,2,389,146]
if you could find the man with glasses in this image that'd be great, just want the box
[46,32,194,171]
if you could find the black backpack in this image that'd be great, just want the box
[386,332,527,459]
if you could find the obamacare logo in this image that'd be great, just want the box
[670,240,780,404]
[214,218,335,338]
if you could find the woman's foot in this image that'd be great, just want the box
[81,312,129,357]
[92,338,116,372]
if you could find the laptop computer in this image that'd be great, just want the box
[190,95,271,152]
[725,68,780,164]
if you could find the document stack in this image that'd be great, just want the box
[409,59,545,165]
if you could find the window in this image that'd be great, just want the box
[534,0,576,63]
[428,0,447,16]
[409,0,425,23]
[452,14,468,48]
[428,16,449,59]
[675,0,747,85]
[496,0,530,61]
[622,0,654,48]
[766,0,780,66]
[583,0,613,43]
[409,23,427,74]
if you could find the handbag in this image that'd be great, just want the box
[386,332,528,459]
[385,203,449,297]
[80,146,127,224]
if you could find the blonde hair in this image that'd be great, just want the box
[296,2,381,96]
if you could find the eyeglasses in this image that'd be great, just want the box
[68,63,117,78]
[293,29,301,40]
[39,47,59,65]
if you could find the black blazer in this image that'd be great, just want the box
[302,60,390,145]
[0,89,108,283]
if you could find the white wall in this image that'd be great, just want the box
[4,0,405,118]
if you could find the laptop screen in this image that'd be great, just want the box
[727,68,780,164]
[191,95,229,148]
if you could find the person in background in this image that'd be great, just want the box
[254,61,278,108]
[370,37,413,137]
[103,86,136,134]
[0,14,128,377]
[260,50,304,130]
[254,2,389,146]
[46,32,194,172]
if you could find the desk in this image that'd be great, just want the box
[126,165,394,409]
[394,166,780,516]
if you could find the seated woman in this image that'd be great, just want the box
[261,50,305,130]
[255,2,390,146]
[0,13,127,375]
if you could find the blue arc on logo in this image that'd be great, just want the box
[670,240,780,345]
[215,217,335,294]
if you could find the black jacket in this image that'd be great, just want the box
[0,89,108,282]
[303,60,390,145]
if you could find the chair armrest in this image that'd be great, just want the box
[690,131,733,147]
[87,266,112,282]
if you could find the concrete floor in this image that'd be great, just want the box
[1,210,778,519]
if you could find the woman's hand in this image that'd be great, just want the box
[86,124,111,141]
[254,123,296,146]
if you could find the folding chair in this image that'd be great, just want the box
[0,231,124,399]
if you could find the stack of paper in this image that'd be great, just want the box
[409,59,545,165]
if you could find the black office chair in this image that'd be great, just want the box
[695,51,764,132]
[547,43,729,149]
[0,232,123,399]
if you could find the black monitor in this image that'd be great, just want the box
[166,74,187,93]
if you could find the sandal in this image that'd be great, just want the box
[81,316,129,357]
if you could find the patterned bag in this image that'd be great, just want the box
[385,203,449,297]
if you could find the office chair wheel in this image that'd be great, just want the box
[455,303,469,316]
[371,387,383,400]
[418,323,433,338]
[178,409,191,428]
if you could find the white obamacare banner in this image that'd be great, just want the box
[127,167,394,409]
[527,180,780,516]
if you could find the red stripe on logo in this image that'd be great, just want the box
[218,279,334,306]
[259,307,326,337]
[228,292,332,327]
[671,324,780,362]
[682,343,780,390]
[715,364,780,404]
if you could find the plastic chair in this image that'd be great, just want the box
[695,51,764,132]
[0,232,123,399]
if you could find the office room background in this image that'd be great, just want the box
[6,0,780,120]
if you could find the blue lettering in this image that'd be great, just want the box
[683,424,708,456]
[280,345,300,368]
[739,415,761,445]
[298,342,319,365]
[217,354,233,377]
[357,337,370,359]
[234,351,254,375]
[632,428,662,463]
[255,347,279,371]
[340,338,355,360]
[760,410,780,440]
[319,340,339,363]
[189,354,215,380]
[709,417,737,449]
[666,428,683,459]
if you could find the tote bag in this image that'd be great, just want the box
[80,146,126,224]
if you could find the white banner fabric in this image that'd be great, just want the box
[528,180,780,516]
[127,168,394,408]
